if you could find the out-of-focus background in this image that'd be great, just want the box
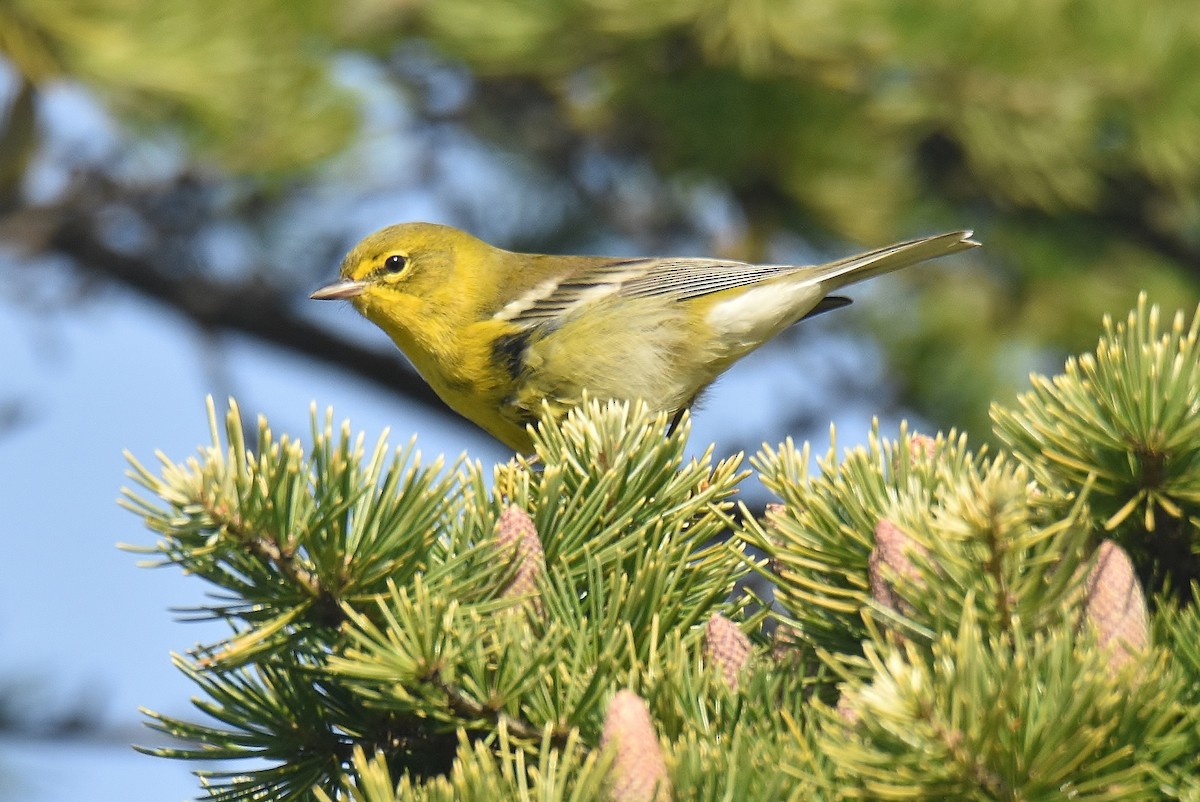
[0,1,1197,797]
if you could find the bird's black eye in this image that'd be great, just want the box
[384,254,408,274]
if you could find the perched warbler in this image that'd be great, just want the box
[312,223,978,452]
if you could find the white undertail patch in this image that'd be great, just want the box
[704,280,824,349]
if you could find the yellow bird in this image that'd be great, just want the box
[312,223,978,453]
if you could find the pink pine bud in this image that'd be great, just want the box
[868,518,929,618]
[704,614,751,691]
[1083,540,1149,673]
[835,691,860,725]
[496,505,546,617]
[602,690,672,802]
[770,620,802,666]
[908,433,937,461]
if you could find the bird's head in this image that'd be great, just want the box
[311,222,487,324]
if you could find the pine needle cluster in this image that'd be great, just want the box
[123,295,1200,800]
[994,293,1200,596]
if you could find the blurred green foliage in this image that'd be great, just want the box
[3,0,1198,435]
[0,0,356,171]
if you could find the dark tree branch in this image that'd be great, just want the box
[14,203,462,428]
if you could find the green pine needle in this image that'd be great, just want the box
[993,294,1200,529]
[993,293,1200,596]
[120,319,1200,801]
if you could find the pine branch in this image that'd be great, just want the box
[199,493,323,600]
[426,671,556,746]
[994,294,1200,599]
[120,296,1200,800]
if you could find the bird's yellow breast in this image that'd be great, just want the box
[358,289,533,449]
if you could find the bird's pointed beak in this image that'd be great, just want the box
[311,279,367,300]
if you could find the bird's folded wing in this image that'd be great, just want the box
[493,230,977,328]
[496,256,796,325]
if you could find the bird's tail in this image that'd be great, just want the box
[812,230,979,291]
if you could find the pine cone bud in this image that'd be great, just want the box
[496,505,546,618]
[868,518,929,618]
[602,690,672,802]
[763,502,787,576]
[1083,540,1149,673]
[704,614,751,691]
[770,620,803,666]
[762,503,804,666]
[908,433,937,461]
[835,690,860,725]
